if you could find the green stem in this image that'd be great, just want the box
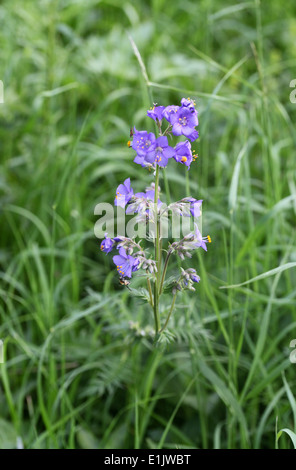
[162,168,171,205]
[153,165,161,335]
[159,291,177,334]
[146,274,154,307]
[159,250,172,295]
[185,166,190,196]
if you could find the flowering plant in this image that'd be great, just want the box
[100,98,211,342]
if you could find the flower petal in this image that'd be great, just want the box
[113,255,126,266]
[123,178,131,191]
[156,135,168,148]
[172,123,183,136]
[118,247,127,257]
[145,150,156,163]
[157,155,169,167]
[163,145,175,159]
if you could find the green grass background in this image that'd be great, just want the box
[0,0,296,449]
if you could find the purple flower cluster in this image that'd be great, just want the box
[129,98,199,170]
[172,268,201,294]
[169,224,212,261]
[163,197,202,219]
[100,234,144,278]
[114,179,162,214]
[99,98,210,293]
[127,186,162,218]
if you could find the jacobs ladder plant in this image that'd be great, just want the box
[100,98,211,342]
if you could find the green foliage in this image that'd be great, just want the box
[0,0,296,449]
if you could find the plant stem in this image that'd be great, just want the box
[185,166,190,196]
[159,250,172,295]
[159,291,177,334]
[153,165,161,335]
[146,274,154,307]
[162,168,171,205]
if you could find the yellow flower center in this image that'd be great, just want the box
[181,156,187,163]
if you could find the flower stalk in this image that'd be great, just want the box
[159,291,177,334]
[146,274,154,307]
[153,164,161,334]
[159,250,172,295]
[99,97,210,342]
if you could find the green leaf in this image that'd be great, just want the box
[0,419,18,449]
[76,427,100,449]
[277,429,296,449]
[220,262,296,289]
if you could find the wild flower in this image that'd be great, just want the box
[113,247,140,278]
[114,178,134,208]
[100,98,211,341]
[100,233,114,254]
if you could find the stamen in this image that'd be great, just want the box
[181,156,187,163]
[207,235,212,243]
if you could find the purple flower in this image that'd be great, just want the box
[170,107,199,142]
[179,267,201,289]
[181,97,197,113]
[185,268,201,283]
[100,233,114,254]
[131,128,156,157]
[147,106,165,122]
[193,226,211,251]
[190,199,202,218]
[145,136,175,168]
[171,197,202,218]
[133,155,153,168]
[182,197,202,218]
[126,188,162,216]
[113,247,140,278]
[174,140,193,168]
[163,105,180,123]
[135,189,162,205]
[137,189,163,211]
[115,178,134,208]
[191,274,200,283]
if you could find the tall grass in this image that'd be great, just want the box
[0,0,296,449]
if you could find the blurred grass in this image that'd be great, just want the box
[0,0,296,449]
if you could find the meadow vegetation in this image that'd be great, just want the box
[0,0,296,449]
